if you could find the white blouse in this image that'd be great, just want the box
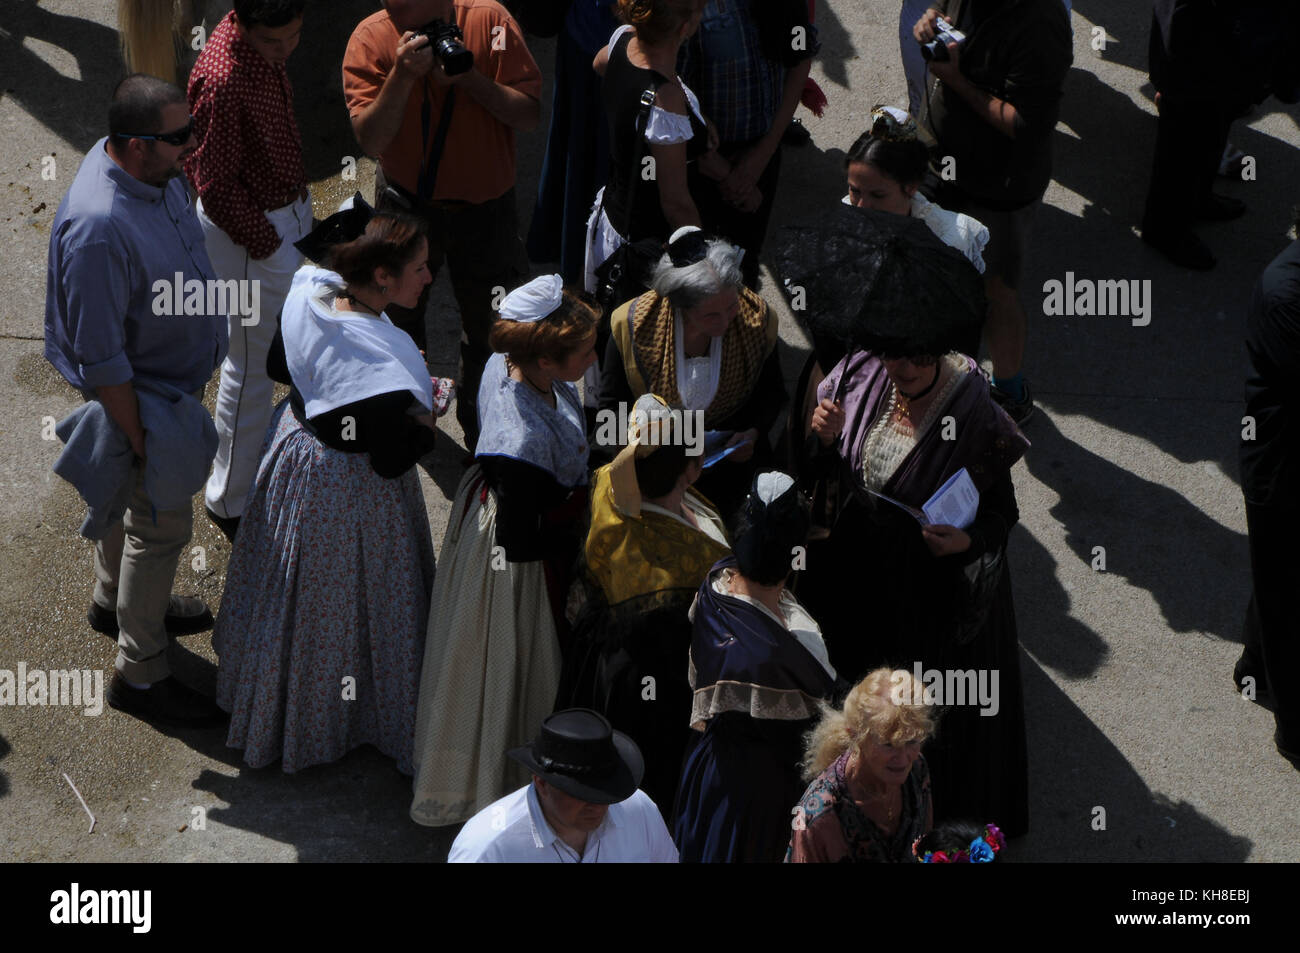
[674,313,722,411]
[840,191,989,273]
[640,494,730,547]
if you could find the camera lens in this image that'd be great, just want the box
[436,38,474,76]
[921,39,938,62]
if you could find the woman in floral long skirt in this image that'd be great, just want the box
[215,212,440,774]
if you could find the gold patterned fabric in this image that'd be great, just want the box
[584,465,731,607]
[612,287,777,427]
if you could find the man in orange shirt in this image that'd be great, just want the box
[344,0,542,450]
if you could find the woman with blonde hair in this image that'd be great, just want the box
[786,668,936,863]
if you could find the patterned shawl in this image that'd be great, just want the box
[817,351,1029,506]
[613,287,777,426]
[584,464,731,607]
[788,752,932,863]
[688,557,837,731]
[475,353,590,488]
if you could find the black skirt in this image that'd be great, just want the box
[796,495,1029,837]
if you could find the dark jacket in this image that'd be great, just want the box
[924,0,1073,209]
[1150,0,1292,106]
[1241,238,1300,511]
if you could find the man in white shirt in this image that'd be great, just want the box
[449,709,678,863]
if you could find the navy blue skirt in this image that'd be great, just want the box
[673,712,815,863]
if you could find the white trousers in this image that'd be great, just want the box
[199,194,311,519]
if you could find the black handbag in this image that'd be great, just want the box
[594,237,662,313]
[951,545,1005,645]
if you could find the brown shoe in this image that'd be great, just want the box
[107,674,227,728]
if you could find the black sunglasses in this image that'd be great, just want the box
[114,117,195,146]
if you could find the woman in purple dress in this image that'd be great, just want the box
[797,345,1031,836]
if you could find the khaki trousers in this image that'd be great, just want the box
[92,462,194,684]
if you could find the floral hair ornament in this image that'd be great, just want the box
[609,394,678,517]
[913,823,1006,863]
[498,274,564,323]
[868,105,918,143]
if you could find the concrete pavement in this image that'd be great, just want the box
[1,0,1296,862]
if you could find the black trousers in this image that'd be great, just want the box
[694,139,783,290]
[1140,93,1237,236]
[1239,499,1300,750]
[377,173,529,451]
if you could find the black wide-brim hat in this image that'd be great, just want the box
[508,709,644,805]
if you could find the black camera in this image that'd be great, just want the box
[415,19,474,76]
[920,21,966,62]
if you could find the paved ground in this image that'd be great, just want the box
[1,0,1297,863]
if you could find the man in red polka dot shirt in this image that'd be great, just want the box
[185,0,312,539]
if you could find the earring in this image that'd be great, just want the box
[380,285,388,294]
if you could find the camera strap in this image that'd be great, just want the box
[417,82,457,204]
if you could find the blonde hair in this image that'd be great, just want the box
[118,0,183,84]
[801,668,937,779]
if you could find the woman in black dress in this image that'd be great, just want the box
[560,393,731,816]
[797,346,1031,836]
[584,0,760,299]
[673,472,837,862]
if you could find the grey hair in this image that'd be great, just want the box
[650,240,744,312]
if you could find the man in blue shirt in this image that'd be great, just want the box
[45,74,229,727]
